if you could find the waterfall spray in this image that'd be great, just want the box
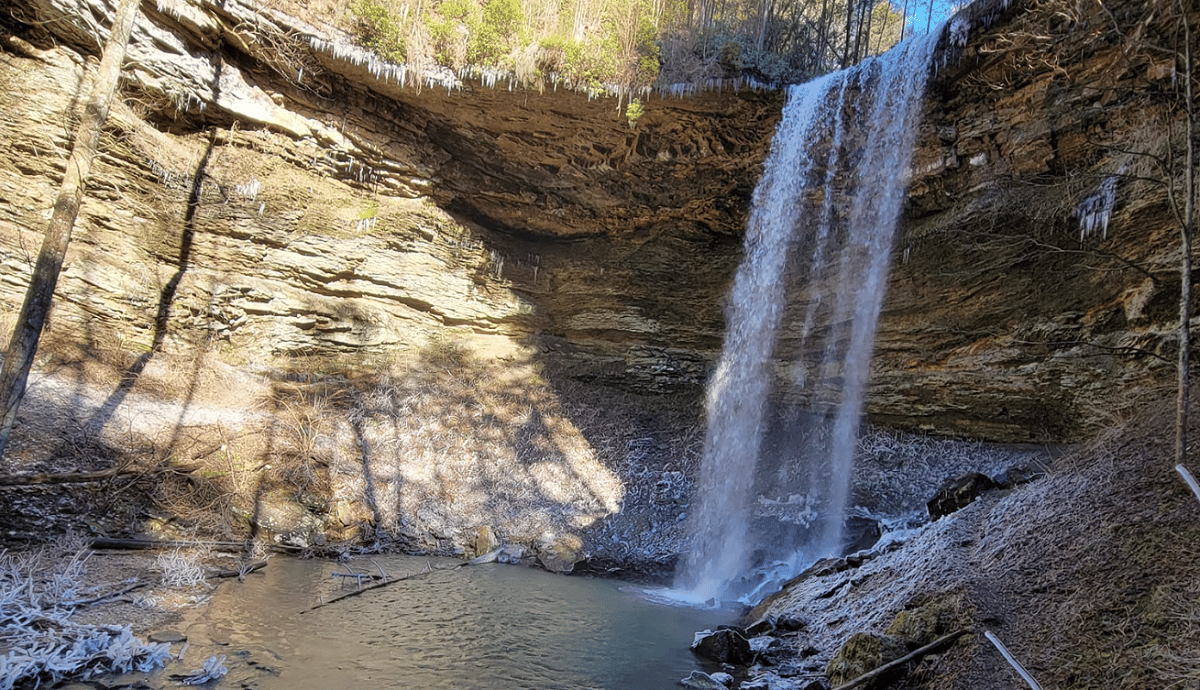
[677,27,945,604]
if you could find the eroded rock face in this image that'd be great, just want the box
[0,0,1193,442]
[0,0,777,399]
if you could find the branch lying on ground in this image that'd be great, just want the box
[985,630,1045,690]
[64,577,152,608]
[0,466,138,486]
[1176,464,1200,506]
[207,560,268,579]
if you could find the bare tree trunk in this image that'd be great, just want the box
[874,0,892,53]
[817,0,830,72]
[841,0,855,66]
[1175,6,1195,467]
[0,0,142,461]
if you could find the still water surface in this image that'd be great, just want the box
[158,555,726,690]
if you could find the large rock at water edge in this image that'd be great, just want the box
[691,628,754,664]
[679,670,730,690]
[536,533,582,574]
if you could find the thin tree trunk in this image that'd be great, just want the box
[0,0,142,461]
[1175,6,1195,467]
[817,0,830,72]
[841,0,855,67]
[874,1,892,53]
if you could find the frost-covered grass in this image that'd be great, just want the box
[154,547,211,589]
[852,425,1054,514]
[0,541,172,689]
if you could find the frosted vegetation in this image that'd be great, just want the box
[0,538,172,688]
[268,0,963,95]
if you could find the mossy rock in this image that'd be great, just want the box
[886,594,965,647]
[826,633,908,688]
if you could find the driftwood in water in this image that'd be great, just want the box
[830,629,971,690]
[301,561,462,613]
[207,560,269,579]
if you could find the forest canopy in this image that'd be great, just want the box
[338,0,951,92]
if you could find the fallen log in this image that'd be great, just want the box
[0,466,138,486]
[91,537,248,552]
[90,537,302,554]
[831,629,971,690]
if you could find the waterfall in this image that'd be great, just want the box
[676,28,944,604]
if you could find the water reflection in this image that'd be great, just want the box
[156,556,725,690]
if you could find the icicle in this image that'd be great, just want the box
[1077,175,1118,241]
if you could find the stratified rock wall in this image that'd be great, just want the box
[0,0,1193,442]
[875,0,1196,440]
[0,0,779,396]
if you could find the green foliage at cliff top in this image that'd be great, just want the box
[346,0,912,91]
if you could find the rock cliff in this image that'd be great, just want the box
[0,0,1192,450]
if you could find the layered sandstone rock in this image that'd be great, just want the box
[0,0,1193,446]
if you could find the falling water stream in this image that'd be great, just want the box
[678,28,944,604]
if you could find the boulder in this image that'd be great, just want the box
[825,633,908,688]
[536,533,583,574]
[843,514,882,554]
[473,525,500,558]
[926,472,999,518]
[709,672,735,686]
[885,595,965,648]
[679,670,729,690]
[691,628,754,664]
[775,614,808,632]
[994,463,1047,489]
[497,544,526,564]
[233,491,325,548]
